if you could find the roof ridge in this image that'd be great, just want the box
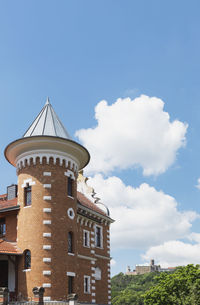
[77,191,107,216]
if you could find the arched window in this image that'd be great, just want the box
[68,232,73,253]
[24,250,31,269]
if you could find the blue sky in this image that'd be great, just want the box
[1,1,200,275]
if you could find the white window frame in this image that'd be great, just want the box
[95,225,103,249]
[83,230,90,248]
[67,208,75,220]
[84,275,91,294]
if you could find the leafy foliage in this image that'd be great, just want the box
[144,265,200,305]
[111,271,159,305]
[111,265,200,305]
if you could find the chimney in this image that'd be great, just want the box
[7,184,18,200]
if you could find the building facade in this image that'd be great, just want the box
[0,100,114,304]
[125,259,160,275]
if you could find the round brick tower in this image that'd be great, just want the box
[4,99,90,300]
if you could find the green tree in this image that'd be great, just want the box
[111,271,159,305]
[143,265,200,305]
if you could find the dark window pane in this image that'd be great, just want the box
[84,276,90,293]
[96,227,101,247]
[68,276,73,294]
[68,232,73,253]
[25,185,32,206]
[24,250,31,269]
[0,218,6,236]
[67,178,73,197]
[85,277,88,292]
[84,232,88,246]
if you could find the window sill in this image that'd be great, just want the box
[84,292,91,294]
[23,269,31,272]
[68,252,75,256]
[95,246,104,250]
[24,205,32,208]
[83,245,90,248]
[67,195,74,200]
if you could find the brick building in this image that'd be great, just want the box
[0,99,114,304]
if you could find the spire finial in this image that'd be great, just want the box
[45,97,50,105]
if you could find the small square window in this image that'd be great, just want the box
[83,230,90,248]
[84,275,91,293]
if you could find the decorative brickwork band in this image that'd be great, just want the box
[16,151,78,173]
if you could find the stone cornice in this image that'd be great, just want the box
[77,203,114,224]
[5,136,90,171]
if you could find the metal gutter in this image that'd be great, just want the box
[0,205,20,213]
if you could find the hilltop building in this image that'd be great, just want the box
[125,259,176,275]
[0,99,114,304]
[126,259,160,275]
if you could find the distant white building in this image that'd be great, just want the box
[125,259,176,275]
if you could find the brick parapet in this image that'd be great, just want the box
[16,155,78,176]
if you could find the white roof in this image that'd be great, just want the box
[23,98,71,139]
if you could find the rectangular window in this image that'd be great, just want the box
[68,232,73,253]
[24,185,32,206]
[67,177,73,197]
[68,276,73,294]
[24,250,31,269]
[0,218,6,237]
[95,225,103,248]
[83,230,90,247]
[84,275,91,293]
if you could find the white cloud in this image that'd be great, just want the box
[111,259,116,266]
[195,178,200,189]
[87,174,199,249]
[187,232,200,243]
[143,240,200,268]
[76,95,188,176]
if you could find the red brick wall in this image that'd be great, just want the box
[16,157,111,304]
[17,158,78,300]
[0,211,17,242]
[6,212,17,241]
[76,220,111,304]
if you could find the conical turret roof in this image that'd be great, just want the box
[5,98,90,170]
[23,98,71,139]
